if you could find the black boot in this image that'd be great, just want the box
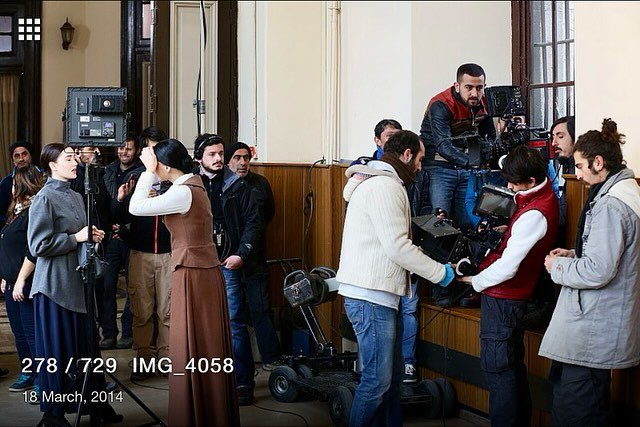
[36,414,71,427]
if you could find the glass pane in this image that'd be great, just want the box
[556,0,566,42]
[556,86,575,119]
[0,35,11,52]
[532,1,542,43]
[142,3,151,39]
[545,45,553,83]
[0,16,11,33]
[531,44,554,84]
[531,1,554,84]
[568,42,574,81]
[569,1,574,39]
[529,87,554,129]
[544,1,553,43]
[532,46,543,84]
[531,1,553,44]
[556,42,567,82]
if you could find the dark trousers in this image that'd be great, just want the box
[244,271,281,364]
[102,237,132,340]
[549,361,611,427]
[4,284,36,375]
[480,294,531,427]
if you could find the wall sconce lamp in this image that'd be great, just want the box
[60,17,74,50]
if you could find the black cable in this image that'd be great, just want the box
[401,283,473,343]
[129,380,169,392]
[301,158,325,270]
[251,403,310,427]
[195,0,208,135]
[442,305,452,427]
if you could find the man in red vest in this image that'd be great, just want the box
[460,146,559,427]
[420,63,496,307]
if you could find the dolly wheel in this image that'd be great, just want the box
[296,363,315,379]
[329,386,353,427]
[417,379,442,419]
[269,366,300,403]
[435,378,457,417]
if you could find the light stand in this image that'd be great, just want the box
[74,162,166,427]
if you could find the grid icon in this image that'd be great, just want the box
[18,18,41,41]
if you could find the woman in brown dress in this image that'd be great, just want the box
[128,138,239,427]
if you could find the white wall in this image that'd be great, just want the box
[339,1,413,161]
[574,1,640,170]
[238,1,512,163]
[41,1,120,145]
[262,1,325,163]
[410,1,512,132]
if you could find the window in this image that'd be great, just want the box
[0,15,13,53]
[512,1,575,129]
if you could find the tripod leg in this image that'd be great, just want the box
[106,372,167,427]
[75,366,92,427]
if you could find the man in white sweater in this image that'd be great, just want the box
[337,130,455,427]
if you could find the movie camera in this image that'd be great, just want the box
[458,85,553,169]
[412,184,516,276]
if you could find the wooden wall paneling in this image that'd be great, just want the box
[422,368,490,414]
[329,165,349,348]
[563,175,587,247]
[304,164,333,339]
[246,163,342,352]
[420,304,553,424]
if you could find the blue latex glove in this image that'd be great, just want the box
[437,264,455,287]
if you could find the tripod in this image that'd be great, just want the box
[74,162,166,427]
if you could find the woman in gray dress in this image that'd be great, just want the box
[28,144,120,427]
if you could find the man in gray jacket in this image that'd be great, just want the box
[541,119,640,426]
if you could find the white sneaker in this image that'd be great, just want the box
[403,363,417,383]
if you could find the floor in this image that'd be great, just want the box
[0,283,487,427]
[0,346,486,427]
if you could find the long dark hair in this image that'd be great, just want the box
[153,139,194,174]
[6,165,44,225]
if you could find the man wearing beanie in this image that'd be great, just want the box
[226,142,281,370]
[0,141,37,228]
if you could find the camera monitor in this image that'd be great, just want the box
[66,87,128,147]
[485,85,526,118]
[473,184,516,220]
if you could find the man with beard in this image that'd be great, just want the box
[112,127,173,380]
[337,130,454,426]
[0,141,37,229]
[549,115,575,231]
[194,134,261,406]
[420,63,496,308]
[100,134,144,349]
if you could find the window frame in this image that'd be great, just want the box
[512,0,575,129]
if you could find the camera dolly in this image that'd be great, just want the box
[268,267,457,426]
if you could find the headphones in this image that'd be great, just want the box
[194,134,224,160]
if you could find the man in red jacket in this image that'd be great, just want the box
[460,146,559,426]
